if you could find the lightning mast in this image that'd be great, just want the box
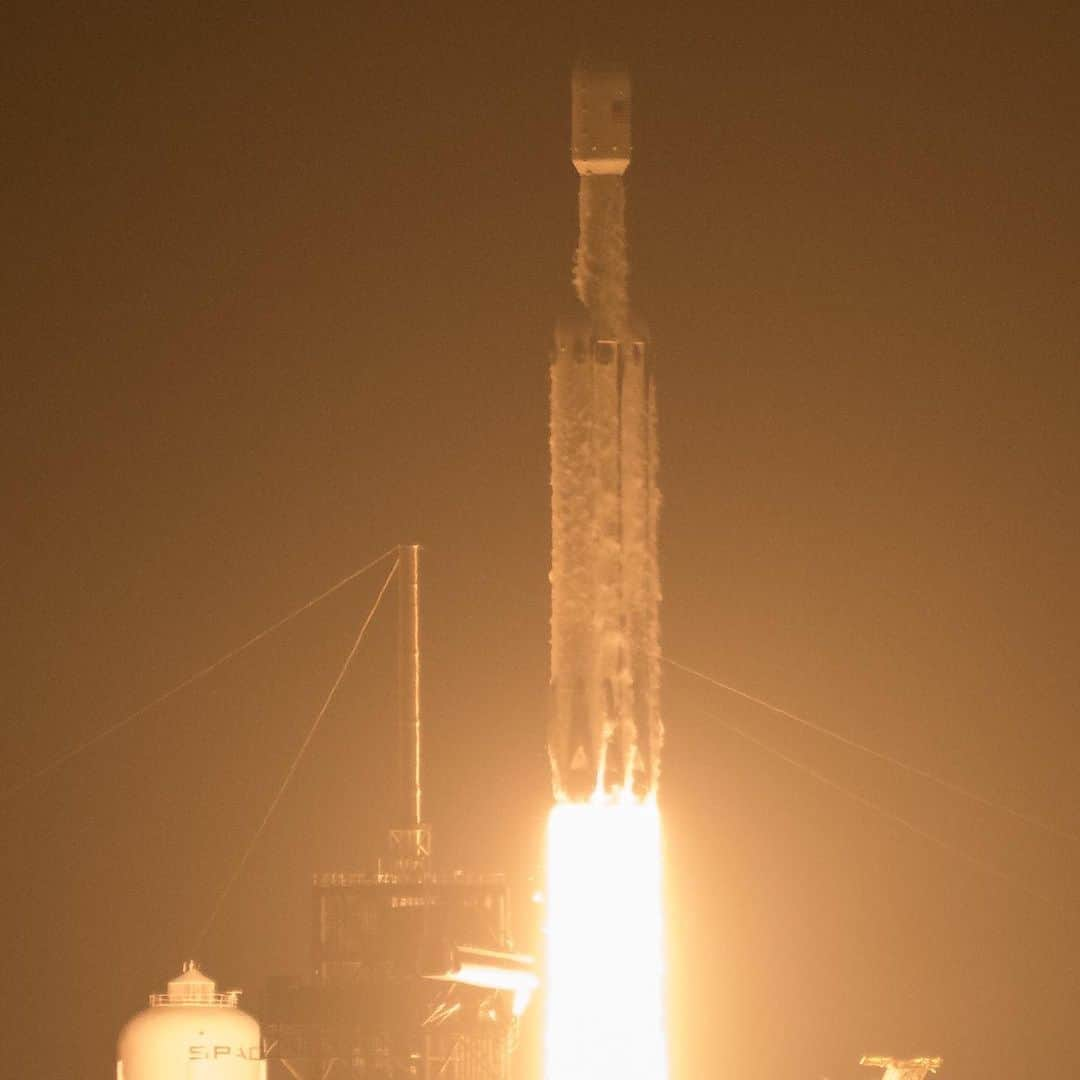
[389,542,431,873]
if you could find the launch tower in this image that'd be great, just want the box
[262,547,524,1080]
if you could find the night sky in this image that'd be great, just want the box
[4,5,1079,1078]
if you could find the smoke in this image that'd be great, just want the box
[646,380,663,792]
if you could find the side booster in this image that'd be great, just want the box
[549,66,662,803]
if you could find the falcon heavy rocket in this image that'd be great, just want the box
[548,64,662,803]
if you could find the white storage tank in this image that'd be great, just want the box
[117,961,265,1080]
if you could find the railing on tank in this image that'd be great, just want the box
[149,989,242,1007]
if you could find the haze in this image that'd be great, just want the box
[4,6,1078,1079]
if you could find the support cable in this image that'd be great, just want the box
[702,706,1069,914]
[196,557,399,948]
[663,654,1080,846]
[1,546,398,803]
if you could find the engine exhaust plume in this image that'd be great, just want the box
[545,801,667,1080]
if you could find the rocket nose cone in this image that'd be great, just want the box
[571,64,631,176]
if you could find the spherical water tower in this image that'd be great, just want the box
[117,961,264,1080]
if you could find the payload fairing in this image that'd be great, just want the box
[549,65,662,802]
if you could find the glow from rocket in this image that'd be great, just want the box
[545,800,667,1080]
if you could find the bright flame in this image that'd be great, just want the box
[545,798,667,1080]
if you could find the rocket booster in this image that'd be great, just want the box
[548,66,662,803]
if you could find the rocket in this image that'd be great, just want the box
[548,65,662,803]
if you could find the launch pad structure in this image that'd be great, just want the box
[860,1056,944,1080]
[261,869,515,1080]
[260,546,524,1080]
